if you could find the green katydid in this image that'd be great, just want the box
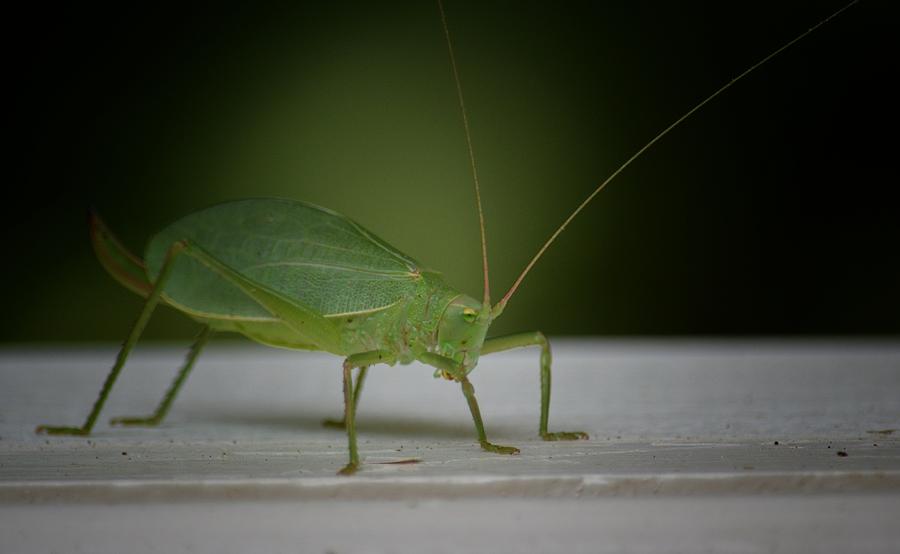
[36,0,858,475]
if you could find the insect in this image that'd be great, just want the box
[36,1,859,474]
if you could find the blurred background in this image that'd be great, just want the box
[5,0,897,342]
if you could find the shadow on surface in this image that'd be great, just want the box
[183,409,514,439]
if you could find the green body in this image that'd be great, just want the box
[65,196,577,474]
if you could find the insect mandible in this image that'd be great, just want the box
[36,0,859,474]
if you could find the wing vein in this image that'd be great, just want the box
[244,260,417,279]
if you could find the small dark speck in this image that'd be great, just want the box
[347,318,354,323]
[874,443,879,447]
[827,445,832,449]
[837,450,848,457]
[774,441,779,445]
[373,459,422,465]
[121,452,127,456]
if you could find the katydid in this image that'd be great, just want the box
[36,0,858,475]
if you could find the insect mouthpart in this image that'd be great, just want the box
[433,348,479,380]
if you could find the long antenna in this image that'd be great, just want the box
[494,0,859,315]
[438,0,491,307]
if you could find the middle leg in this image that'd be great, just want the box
[337,350,395,475]
[322,365,369,429]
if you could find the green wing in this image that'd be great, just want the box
[144,198,421,320]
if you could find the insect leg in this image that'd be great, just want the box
[322,365,368,429]
[36,240,190,436]
[418,352,519,455]
[459,375,519,454]
[337,350,395,475]
[109,325,214,427]
[481,332,588,441]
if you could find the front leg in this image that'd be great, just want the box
[418,352,519,455]
[481,332,588,441]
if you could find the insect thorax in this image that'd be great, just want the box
[334,271,462,364]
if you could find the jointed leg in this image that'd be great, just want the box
[418,352,519,455]
[36,241,189,436]
[459,375,519,454]
[337,350,394,475]
[481,332,588,441]
[110,326,213,427]
[40,238,343,440]
[322,365,368,429]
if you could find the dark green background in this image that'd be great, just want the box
[6,1,897,342]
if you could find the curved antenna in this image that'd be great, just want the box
[438,0,491,307]
[494,0,859,316]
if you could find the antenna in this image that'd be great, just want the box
[493,0,860,316]
[438,0,491,307]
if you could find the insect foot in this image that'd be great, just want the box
[541,431,589,441]
[109,415,162,427]
[338,462,360,476]
[35,425,89,436]
[480,440,520,455]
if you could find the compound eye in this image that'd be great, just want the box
[462,307,477,323]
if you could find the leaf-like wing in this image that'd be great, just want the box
[144,198,421,319]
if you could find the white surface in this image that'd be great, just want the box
[3,495,898,554]
[1,339,899,552]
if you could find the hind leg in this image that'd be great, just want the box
[37,241,189,436]
[110,326,213,427]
